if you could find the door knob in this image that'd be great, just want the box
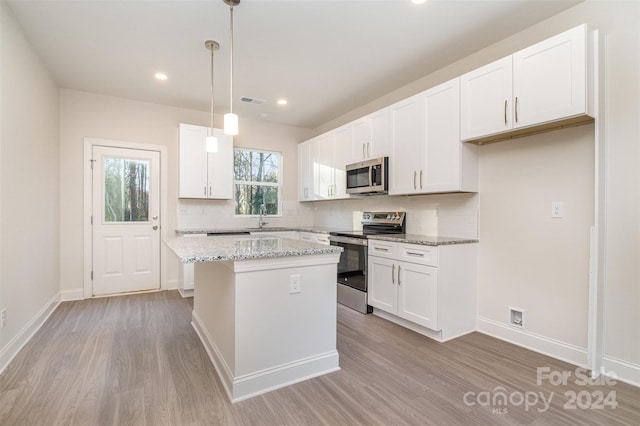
[152,216,158,220]
[153,225,159,230]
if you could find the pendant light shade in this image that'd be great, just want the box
[224,113,238,136]
[205,40,220,153]
[223,0,240,136]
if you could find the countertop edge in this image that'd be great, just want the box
[367,234,479,246]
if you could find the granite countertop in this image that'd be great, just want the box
[367,234,479,246]
[165,234,343,263]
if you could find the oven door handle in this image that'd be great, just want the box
[329,235,368,246]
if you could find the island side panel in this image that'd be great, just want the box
[192,261,237,392]
[232,254,340,400]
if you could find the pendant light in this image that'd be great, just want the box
[205,40,220,152]
[223,0,240,136]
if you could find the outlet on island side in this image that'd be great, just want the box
[289,274,301,294]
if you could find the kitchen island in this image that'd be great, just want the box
[165,234,343,402]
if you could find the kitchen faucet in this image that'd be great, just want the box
[258,204,268,229]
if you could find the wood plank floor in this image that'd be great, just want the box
[1,290,639,425]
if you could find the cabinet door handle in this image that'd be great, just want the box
[375,246,389,252]
[367,142,370,157]
[204,185,207,197]
[363,144,366,159]
[398,265,402,285]
[420,170,423,189]
[405,251,424,257]
[413,171,417,190]
[209,185,212,197]
[515,96,519,123]
[504,99,508,125]
[392,264,395,283]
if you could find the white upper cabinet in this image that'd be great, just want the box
[460,56,513,141]
[390,78,477,195]
[352,107,390,162]
[179,123,233,199]
[512,24,588,128]
[298,128,351,202]
[461,24,592,142]
[298,138,315,201]
[389,93,422,195]
[421,78,476,193]
[332,124,353,199]
[314,132,335,200]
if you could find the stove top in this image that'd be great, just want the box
[330,211,406,239]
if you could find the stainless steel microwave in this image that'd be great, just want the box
[346,157,388,195]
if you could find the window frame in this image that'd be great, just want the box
[233,147,283,217]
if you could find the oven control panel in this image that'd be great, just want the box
[361,211,406,225]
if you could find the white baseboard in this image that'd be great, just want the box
[476,315,588,368]
[602,355,640,388]
[61,288,84,301]
[164,279,179,291]
[191,311,235,400]
[0,292,61,374]
[192,310,340,403]
[231,351,340,403]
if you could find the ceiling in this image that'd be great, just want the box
[7,0,582,130]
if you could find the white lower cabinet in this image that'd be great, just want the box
[178,233,207,297]
[368,239,477,342]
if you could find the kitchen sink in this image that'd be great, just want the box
[206,231,250,236]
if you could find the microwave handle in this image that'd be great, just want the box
[370,166,376,187]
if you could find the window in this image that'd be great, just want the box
[234,148,281,215]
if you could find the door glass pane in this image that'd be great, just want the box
[103,156,150,222]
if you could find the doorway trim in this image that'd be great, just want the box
[83,137,169,299]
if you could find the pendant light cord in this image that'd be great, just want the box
[210,47,215,131]
[229,4,234,115]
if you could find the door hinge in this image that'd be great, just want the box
[91,215,93,225]
[91,271,93,280]
[90,159,96,170]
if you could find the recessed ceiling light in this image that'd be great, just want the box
[411,0,427,4]
[154,72,168,81]
[277,99,288,106]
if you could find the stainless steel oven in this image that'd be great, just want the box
[330,211,405,314]
[330,234,370,313]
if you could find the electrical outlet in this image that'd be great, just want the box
[551,201,564,218]
[1,308,6,329]
[289,274,301,294]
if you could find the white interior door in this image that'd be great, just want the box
[92,146,160,296]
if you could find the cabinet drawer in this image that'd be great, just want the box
[399,243,438,267]
[368,240,398,259]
